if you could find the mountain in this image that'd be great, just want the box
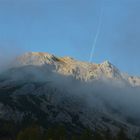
[0,52,140,139]
[13,52,140,86]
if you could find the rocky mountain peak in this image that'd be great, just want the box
[101,60,112,67]
[99,60,121,79]
[15,52,59,66]
[10,52,140,86]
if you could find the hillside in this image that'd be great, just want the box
[0,52,140,140]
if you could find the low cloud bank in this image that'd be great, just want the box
[0,58,140,125]
[0,45,25,72]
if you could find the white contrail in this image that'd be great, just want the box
[89,6,103,63]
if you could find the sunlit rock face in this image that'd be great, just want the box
[15,52,58,66]
[13,52,140,86]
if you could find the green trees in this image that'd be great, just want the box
[71,135,79,140]
[104,129,113,140]
[17,125,41,140]
[0,120,17,140]
[80,129,94,140]
[93,131,104,140]
[43,125,66,140]
[71,129,104,140]
[116,128,129,140]
[0,121,131,140]
[43,127,54,140]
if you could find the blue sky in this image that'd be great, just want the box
[0,0,140,75]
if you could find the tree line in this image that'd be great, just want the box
[0,120,132,140]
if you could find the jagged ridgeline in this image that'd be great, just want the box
[0,52,140,140]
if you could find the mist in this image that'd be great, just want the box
[44,72,140,124]
[60,77,140,123]
[0,44,25,73]
[2,61,140,125]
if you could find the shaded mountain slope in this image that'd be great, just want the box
[0,52,140,139]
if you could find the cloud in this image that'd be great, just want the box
[4,61,140,125]
[0,42,25,72]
